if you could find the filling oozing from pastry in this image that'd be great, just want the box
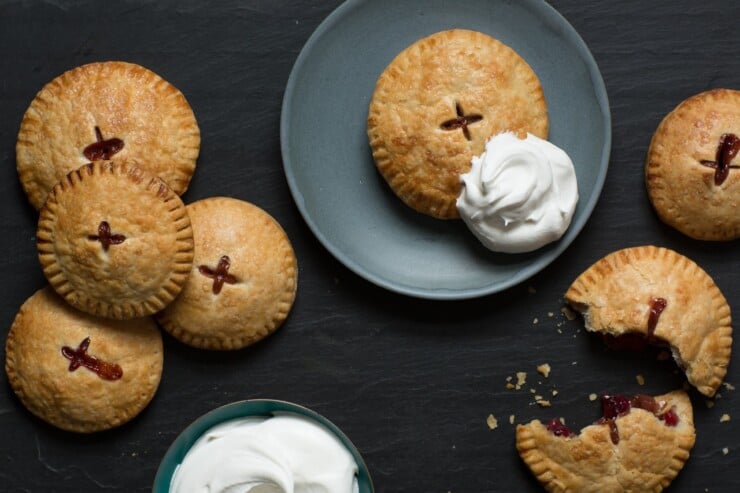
[88,221,126,251]
[198,255,238,294]
[546,393,679,445]
[61,337,123,381]
[699,133,739,186]
[601,297,668,351]
[83,126,125,161]
[439,102,483,141]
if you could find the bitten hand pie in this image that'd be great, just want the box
[565,245,732,397]
[517,391,695,493]
[17,61,200,210]
[368,29,548,219]
[645,88,740,240]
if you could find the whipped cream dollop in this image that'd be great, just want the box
[456,132,579,253]
[170,414,359,493]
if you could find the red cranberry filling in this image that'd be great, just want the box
[699,133,740,186]
[83,126,124,161]
[198,255,238,294]
[546,418,571,437]
[601,297,668,351]
[546,393,679,443]
[61,337,123,381]
[660,408,679,427]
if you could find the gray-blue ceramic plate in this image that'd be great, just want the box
[281,0,610,299]
[153,399,374,492]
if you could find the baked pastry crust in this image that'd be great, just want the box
[565,246,732,397]
[5,287,163,433]
[37,160,194,319]
[645,88,740,240]
[17,61,200,210]
[516,390,695,493]
[156,197,298,350]
[368,29,548,219]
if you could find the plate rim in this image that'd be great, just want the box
[280,0,612,300]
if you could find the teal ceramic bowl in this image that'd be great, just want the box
[153,399,374,493]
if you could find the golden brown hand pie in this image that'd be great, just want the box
[565,246,732,397]
[517,390,695,493]
[37,160,194,319]
[5,287,163,433]
[156,197,298,350]
[367,29,548,219]
[17,61,200,210]
[646,88,740,240]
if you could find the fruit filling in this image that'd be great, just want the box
[602,297,668,351]
[439,102,483,141]
[83,126,125,161]
[199,255,238,294]
[61,337,123,381]
[547,393,679,444]
[699,133,739,186]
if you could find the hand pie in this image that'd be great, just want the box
[37,160,194,319]
[565,245,732,397]
[517,390,695,493]
[5,287,163,433]
[367,29,548,219]
[17,61,200,210]
[645,88,740,240]
[156,197,298,350]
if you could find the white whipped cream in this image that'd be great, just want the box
[456,132,579,253]
[169,414,359,493]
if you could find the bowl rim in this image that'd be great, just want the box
[152,398,375,492]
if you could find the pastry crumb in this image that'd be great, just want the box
[506,383,515,390]
[720,414,731,423]
[536,363,551,378]
[552,390,558,397]
[571,361,578,365]
[636,374,645,385]
[536,399,551,407]
[589,393,598,401]
[722,447,729,455]
[515,372,527,389]
[509,415,515,425]
[548,311,554,318]
[723,382,735,391]
[561,306,576,320]
[486,414,498,430]
[530,388,536,394]
[506,376,512,382]
[533,317,539,324]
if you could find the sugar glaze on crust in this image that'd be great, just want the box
[516,391,695,493]
[565,246,732,397]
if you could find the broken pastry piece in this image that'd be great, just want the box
[565,246,732,397]
[517,390,695,493]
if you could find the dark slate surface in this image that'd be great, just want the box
[0,0,739,491]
